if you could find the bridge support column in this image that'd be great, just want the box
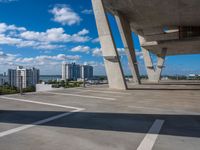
[154,48,167,82]
[142,47,167,83]
[141,47,156,82]
[92,0,127,90]
[115,12,141,84]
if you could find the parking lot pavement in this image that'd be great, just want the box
[0,86,200,150]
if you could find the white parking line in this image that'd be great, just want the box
[0,96,85,138]
[69,89,131,95]
[73,90,123,98]
[137,119,164,150]
[0,109,82,138]
[44,91,116,101]
[0,96,84,110]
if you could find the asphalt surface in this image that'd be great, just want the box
[0,84,200,150]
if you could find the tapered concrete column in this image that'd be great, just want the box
[141,47,156,81]
[114,11,141,84]
[154,48,167,82]
[92,0,127,90]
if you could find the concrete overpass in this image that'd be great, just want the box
[91,0,200,89]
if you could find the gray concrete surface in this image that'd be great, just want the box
[0,85,200,150]
[103,0,200,56]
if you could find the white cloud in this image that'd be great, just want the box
[0,51,18,64]
[92,37,100,43]
[84,61,103,67]
[92,47,144,59]
[92,48,126,57]
[0,0,17,3]
[0,23,26,33]
[20,28,90,44]
[117,48,126,55]
[136,51,144,59]
[50,5,81,26]
[77,28,89,35]
[0,34,22,45]
[71,29,90,42]
[0,51,81,70]
[0,22,91,50]
[71,45,90,53]
[35,44,65,50]
[92,48,102,56]
[81,9,93,15]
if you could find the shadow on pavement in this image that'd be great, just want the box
[0,110,200,138]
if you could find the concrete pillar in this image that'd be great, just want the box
[141,47,156,82]
[154,48,167,82]
[141,47,167,83]
[139,36,167,83]
[114,11,141,84]
[91,0,127,90]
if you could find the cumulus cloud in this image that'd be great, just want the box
[20,28,90,43]
[0,0,17,3]
[92,37,100,43]
[71,45,90,53]
[136,51,144,59]
[92,48,126,57]
[0,51,81,68]
[92,48,102,56]
[91,47,144,61]
[50,5,81,26]
[0,51,19,64]
[0,22,91,50]
[117,48,126,55]
[81,9,93,15]
[0,23,26,33]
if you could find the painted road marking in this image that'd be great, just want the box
[72,90,123,98]
[0,109,82,138]
[137,119,164,150]
[44,91,116,101]
[0,96,84,138]
[69,89,131,95]
[0,96,84,110]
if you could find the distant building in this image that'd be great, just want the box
[8,66,40,88]
[8,69,16,87]
[188,74,198,80]
[80,65,93,79]
[62,63,93,81]
[0,72,8,86]
[62,63,81,80]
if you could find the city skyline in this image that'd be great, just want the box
[0,0,199,76]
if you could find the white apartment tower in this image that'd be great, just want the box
[62,63,93,81]
[8,66,40,88]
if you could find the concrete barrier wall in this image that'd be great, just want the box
[36,84,64,92]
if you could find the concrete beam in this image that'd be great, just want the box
[92,0,127,90]
[144,32,179,41]
[115,11,141,84]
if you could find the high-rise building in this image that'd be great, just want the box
[80,65,93,79]
[62,63,81,80]
[0,72,8,86]
[62,63,93,81]
[8,66,40,88]
[8,69,16,87]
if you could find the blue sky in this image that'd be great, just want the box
[0,0,199,75]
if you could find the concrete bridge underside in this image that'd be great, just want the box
[92,0,200,89]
